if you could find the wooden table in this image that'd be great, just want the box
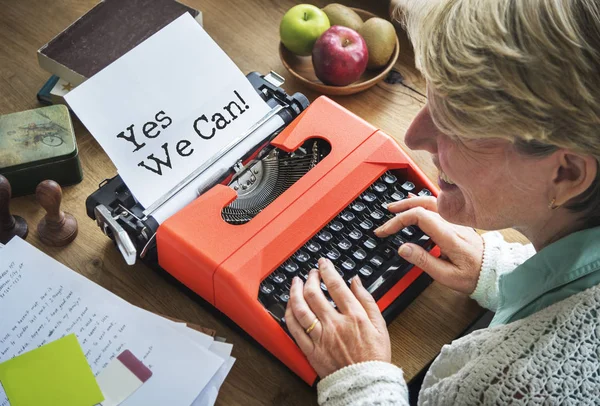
[0,0,526,404]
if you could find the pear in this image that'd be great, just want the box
[321,4,363,31]
[358,17,397,70]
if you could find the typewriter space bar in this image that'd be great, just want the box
[366,262,413,300]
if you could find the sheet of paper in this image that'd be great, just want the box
[65,12,272,209]
[191,357,236,406]
[0,334,104,406]
[0,238,224,406]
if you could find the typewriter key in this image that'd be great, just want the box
[383,173,397,184]
[318,230,333,242]
[358,265,374,277]
[283,261,299,273]
[400,181,416,193]
[391,192,406,201]
[370,256,384,268]
[353,248,367,260]
[373,183,387,193]
[340,211,355,222]
[349,228,363,240]
[363,237,378,250]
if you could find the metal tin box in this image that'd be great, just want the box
[0,105,82,196]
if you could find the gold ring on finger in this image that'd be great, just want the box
[305,318,319,335]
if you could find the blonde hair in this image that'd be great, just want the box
[395,0,600,157]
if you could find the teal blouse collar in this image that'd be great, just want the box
[490,226,600,326]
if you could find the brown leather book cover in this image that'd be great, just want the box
[37,0,202,86]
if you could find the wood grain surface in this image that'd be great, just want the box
[0,0,528,404]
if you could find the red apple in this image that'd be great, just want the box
[312,26,368,86]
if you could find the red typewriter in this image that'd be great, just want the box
[157,96,439,384]
[87,74,439,385]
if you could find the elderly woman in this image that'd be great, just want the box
[284,0,600,404]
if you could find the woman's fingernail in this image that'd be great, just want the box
[408,192,417,198]
[292,276,299,285]
[318,258,325,268]
[354,275,363,287]
[374,225,384,234]
[398,244,412,257]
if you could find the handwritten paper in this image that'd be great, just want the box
[0,334,104,406]
[65,12,272,208]
[0,237,224,406]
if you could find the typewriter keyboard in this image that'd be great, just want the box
[258,171,433,325]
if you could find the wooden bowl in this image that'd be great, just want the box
[279,8,400,96]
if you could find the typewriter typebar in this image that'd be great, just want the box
[85,72,309,265]
[157,96,441,385]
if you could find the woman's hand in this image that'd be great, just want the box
[374,195,484,295]
[285,258,391,378]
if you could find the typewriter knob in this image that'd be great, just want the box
[0,175,28,243]
[36,180,78,247]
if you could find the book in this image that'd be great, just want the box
[37,0,203,86]
[37,75,75,108]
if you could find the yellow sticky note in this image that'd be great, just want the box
[0,334,104,406]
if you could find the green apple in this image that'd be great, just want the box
[280,4,330,56]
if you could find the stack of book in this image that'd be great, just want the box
[36,0,203,107]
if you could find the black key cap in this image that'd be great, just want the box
[337,238,352,250]
[400,181,415,193]
[260,282,275,296]
[391,235,405,246]
[370,209,385,220]
[306,240,322,253]
[353,248,367,260]
[318,230,333,242]
[418,188,432,197]
[401,226,417,239]
[383,173,397,184]
[358,265,374,277]
[295,250,310,263]
[391,191,406,201]
[381,201,394,210]
[364,237,378,250]
[351,201,367,212]
[359,218,374,230]
[362,192,377,202]
[330,221,344,232]
[381,245,397,260]
[277,292,290,303]
[270,273,287,284]
[341,258,356,271]
[340,211,356,222]
[370,256,384,267]
[349,228,363,240]
[373,183,387,193]
[326,248,341,260]
[283,261,299,274]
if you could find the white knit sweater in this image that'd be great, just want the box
[317,232,600,405]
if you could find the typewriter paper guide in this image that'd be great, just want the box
[65,13,271,209]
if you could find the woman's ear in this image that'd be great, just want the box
[552,151,598,206]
